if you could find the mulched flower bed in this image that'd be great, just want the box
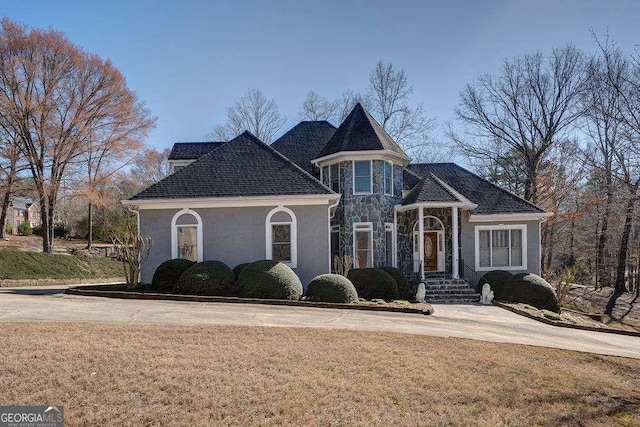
[496,301,640,338]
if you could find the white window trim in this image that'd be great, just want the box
[474,224,527,271]
[352,160,373,195]
[265,206,297,268]
[384,161,393,196]
[353,222,374,268]
[171,208,203,262]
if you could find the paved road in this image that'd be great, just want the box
[1,285,639,359]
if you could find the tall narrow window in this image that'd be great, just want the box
[353,160,372,194]
[385,223,393,266]
[331,225,340,272]
[383,161,393,195]
[266,207,297,268]
[330,163,340,193]
[354,223,373,268]
[171,209,203,262]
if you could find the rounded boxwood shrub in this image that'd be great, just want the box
[151,259,195,292]
[306,274,358,303]
[502,273,561,313]
[233,262,251,281]
[347,268,399,300]
[379,267,410,300]
[175,260,235,296]
[478,270,513,299]
[237,260,303,300]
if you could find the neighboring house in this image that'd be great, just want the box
[125,103,550,294]
[5,197,41,234]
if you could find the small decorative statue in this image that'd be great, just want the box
[480,283,494,305]
[415,282,426,303]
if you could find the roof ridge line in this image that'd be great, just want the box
[247,131,337,195]
[447,163,546,212]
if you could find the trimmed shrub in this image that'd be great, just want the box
[347,268,399,300]
[175,260,235,296]
[151,259,195,292]
[502,273,561,313]
[478,270,513,299]
[379,267,410,300]
[237,260,303,300]
[306,274,358,303]
[233,262,251,281]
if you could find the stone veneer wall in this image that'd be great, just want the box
[325,160,403,268]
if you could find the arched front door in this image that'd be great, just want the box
[413,216,445,272]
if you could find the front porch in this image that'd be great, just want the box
[395,205,462,281]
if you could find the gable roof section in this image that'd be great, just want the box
[131,131,335,200]
[168,141,226,160]
[316,103,408,159]
[271,121,337,175]
[401,173,462,205]
[407,163,546,214]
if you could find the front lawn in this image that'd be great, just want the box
[0,249,124,280]
[1,323,638,425]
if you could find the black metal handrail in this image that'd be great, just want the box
[459,259,482,291]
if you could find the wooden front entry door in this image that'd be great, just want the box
[424,232,438,271]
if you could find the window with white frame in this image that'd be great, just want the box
[353,160,372,194]
[330,163,340,193]
[475,225,526,271]
[385,223,393,266]
[171,209,203,262]
[266,207,297,268]
[383,161,393,195]
[354,222,373,268]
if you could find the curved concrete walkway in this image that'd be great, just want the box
[1,285,638,359]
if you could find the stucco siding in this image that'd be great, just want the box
[459,211,541,286]
[139,204,330,289]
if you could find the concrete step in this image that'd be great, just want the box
[425,288,478,295]
[425,283,476,291]
[426,293,480,304]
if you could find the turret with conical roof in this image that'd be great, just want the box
[313,103,406,270]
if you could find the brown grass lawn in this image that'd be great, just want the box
[1,323,638,426]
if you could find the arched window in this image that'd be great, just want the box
[171,209,203,262]
[265,206,297,268]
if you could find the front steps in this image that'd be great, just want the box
[420,276,480,304]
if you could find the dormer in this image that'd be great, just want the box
[167,141,226,173]
[312,103,410,197]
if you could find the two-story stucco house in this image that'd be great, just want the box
[124,103,550,300]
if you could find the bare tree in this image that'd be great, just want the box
[335,89,360,123]
[82,131,146,249]
[581,35,628,288]
[0,18,155,252]
[0,131,24,239]
[211,89,286,143]
[365,61,434,156]
[128,146,172,190]
[450,45,587,203]
[298,91,338,122]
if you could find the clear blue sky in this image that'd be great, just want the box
[2,0,638,150]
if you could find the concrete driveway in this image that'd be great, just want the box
[1,285,638,359]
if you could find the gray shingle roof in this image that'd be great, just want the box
[402,174,460,205]
[407,163,545,214]
[131,131,335,200]
[168,141,226,160]
[316,103,408,159]
[271,121,336,176]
